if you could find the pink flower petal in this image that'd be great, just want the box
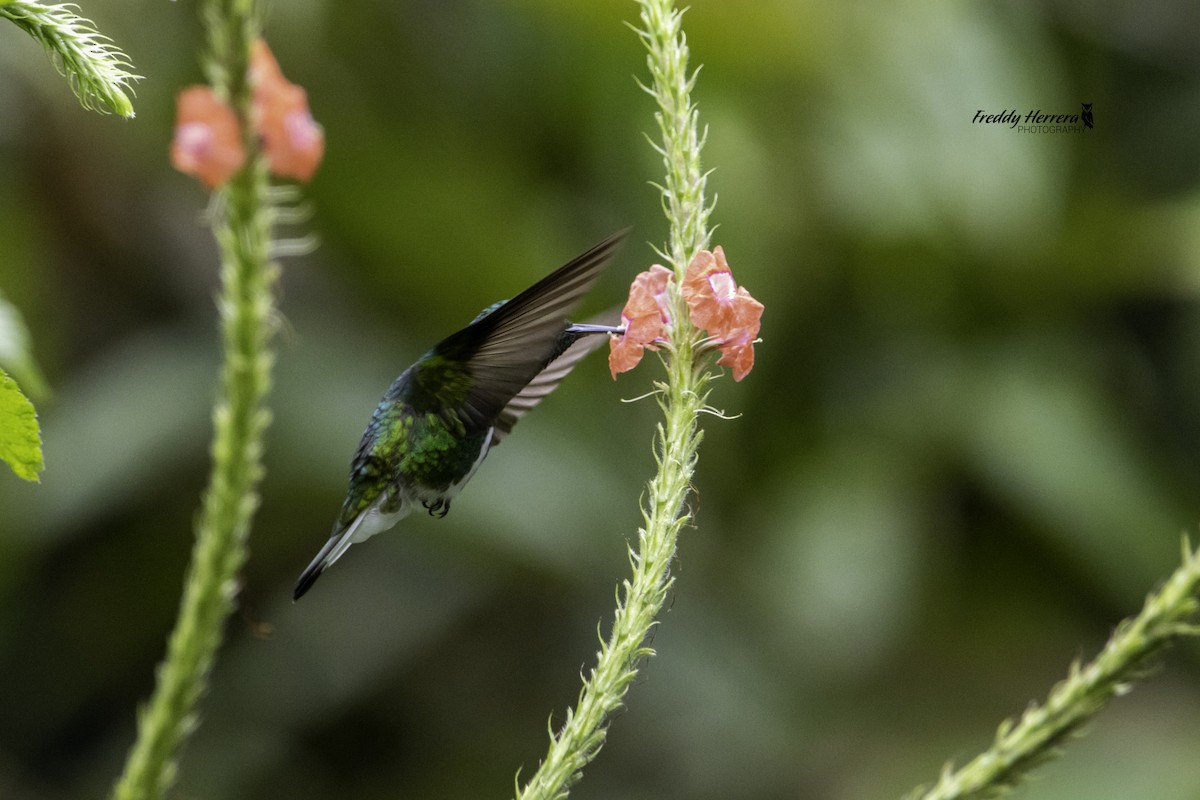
[609,264,675,378]
[251,39,325,182]
[170,86,246,189]
[717,332,757,381]
[681,246,763,380]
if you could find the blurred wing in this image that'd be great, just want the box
[429,229,628,431]
[490,307,621,446]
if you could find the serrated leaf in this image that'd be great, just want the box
[0,368,43,481]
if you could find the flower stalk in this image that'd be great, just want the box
[907,538,1200,800]
[110,2,278,798]
[514,1,718,797]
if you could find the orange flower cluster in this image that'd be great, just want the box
[609,247,763,381]
[170,39,324,189]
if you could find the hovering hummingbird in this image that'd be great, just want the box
[294,230,628,600]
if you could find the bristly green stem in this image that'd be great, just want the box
[0,0,139,117]
[514,2,712,798]
[634,0,713,270]
[906,538,1200,800]
[110,2,276,799]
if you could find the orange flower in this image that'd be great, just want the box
[251,39,324,182]
[715,329,757,382]
[170,86,246,189]
[609,264,674,378]
[682,246,762,381]
[171,40,324,188]
[249,37,287,89]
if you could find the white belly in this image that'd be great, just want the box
[348,494,413,543]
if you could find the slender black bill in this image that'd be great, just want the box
[564,323,625,335]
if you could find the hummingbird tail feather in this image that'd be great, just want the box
[294,494,409,601]
[293,517,369,601]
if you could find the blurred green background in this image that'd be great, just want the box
[3,1,1200,798]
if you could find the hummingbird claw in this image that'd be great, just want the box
[423,498,451,518]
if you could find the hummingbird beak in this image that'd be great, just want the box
[564,323,625,335]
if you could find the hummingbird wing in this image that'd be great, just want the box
[490,307,622,445]
[425,229,628,433]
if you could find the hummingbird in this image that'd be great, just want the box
[293,230,628,600]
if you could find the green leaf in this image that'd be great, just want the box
[0,289,49,400]
[0,368,43,481]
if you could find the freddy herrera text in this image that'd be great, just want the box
[972,109,1084,129]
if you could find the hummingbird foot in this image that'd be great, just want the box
[423,498,451,518]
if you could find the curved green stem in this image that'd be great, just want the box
[515,2,712,797]
[110,3,275,799]
[907,538,1200,800]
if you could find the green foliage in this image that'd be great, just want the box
[0,0,138,117]
[0,289,47,400]
[0,367,42,481]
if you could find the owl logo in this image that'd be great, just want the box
[1081,103,1094,129]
